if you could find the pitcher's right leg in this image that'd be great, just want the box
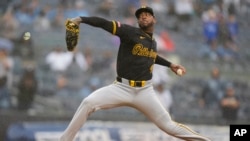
[60,83,133,141]
[60,94,98,141]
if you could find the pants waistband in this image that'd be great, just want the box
[116,76,151,87]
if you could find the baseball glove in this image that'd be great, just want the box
[65,19,80,51]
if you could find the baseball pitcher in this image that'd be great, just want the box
[61,6,211,141]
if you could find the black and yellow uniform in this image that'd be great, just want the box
[80,17,171,81]
[60,7,211,141]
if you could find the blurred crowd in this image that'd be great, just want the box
[0,0,250,125]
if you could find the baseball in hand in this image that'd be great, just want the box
[23,32,31,40]
[177,69,183,76]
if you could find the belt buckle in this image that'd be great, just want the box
[129,80,146,87]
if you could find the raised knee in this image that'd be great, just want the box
[82,97,92,107]
[82,97,100,113]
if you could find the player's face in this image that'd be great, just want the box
[137,12,156,30]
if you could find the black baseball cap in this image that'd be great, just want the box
[135,6,154,18]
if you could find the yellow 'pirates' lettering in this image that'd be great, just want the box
[132,44,143,55]
[137,47,148,56]
[132,44,157,59]
[149,49,157,58]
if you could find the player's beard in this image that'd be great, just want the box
[138,21,154,30]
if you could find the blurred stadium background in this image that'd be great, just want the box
[0,0,250,141]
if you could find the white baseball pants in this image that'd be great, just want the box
[60,81,211,141]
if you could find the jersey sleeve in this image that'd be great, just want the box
[80,16,114,34]
[80,16,129,37]
[155,55,172,67]
[112,21,136,41]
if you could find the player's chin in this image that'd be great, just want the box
[139,24,150,30]
[139,23,149,28]
[139,22,153,29]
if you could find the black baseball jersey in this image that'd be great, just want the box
[80,17,171,81]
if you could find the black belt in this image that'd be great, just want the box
[116,76,147,87]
